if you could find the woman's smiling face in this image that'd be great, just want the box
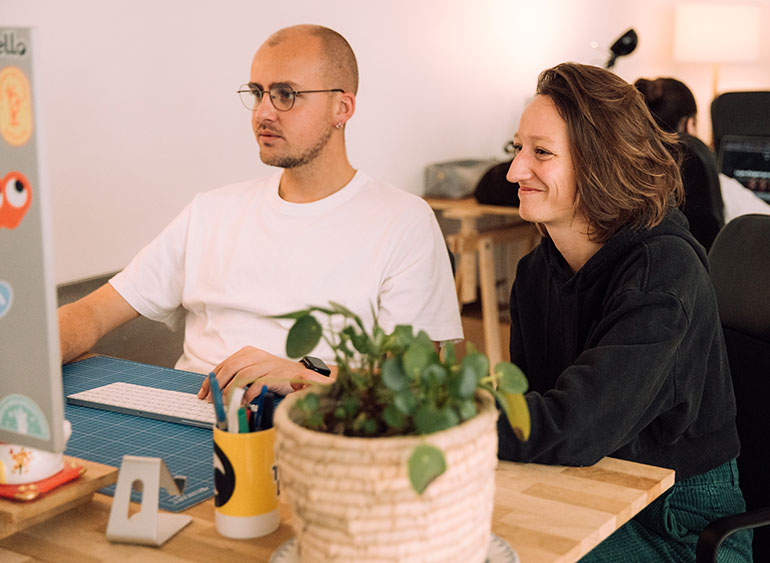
[507,95,580,232]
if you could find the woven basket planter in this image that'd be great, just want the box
[274,389,499,563]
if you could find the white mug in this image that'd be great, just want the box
[0,419,72,485]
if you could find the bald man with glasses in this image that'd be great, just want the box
[59,25,462,401]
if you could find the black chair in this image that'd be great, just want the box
[711,91,770,152]
[697,214,770,562]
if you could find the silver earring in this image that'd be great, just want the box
[335,122,343,129]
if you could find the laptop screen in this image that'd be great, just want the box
[718,135,770,203]
[0,27,66,452]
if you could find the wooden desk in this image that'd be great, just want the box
[426,197,540,367]
[0,456,674,563]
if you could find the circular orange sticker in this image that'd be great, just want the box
[0,66,33,147]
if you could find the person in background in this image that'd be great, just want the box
[720,171,770,221]
[634,77,724,251]
[637,77,770,226]
[497,62,751,561]
[58,24,463,401]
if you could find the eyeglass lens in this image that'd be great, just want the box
[238,85,296,111]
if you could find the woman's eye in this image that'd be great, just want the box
[535,148,553,157]
[510,144,522,157]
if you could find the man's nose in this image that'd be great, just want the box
[254,93,278,119]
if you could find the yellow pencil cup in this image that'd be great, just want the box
[213,426,279,539]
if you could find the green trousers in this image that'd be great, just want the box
[580,459,753,562]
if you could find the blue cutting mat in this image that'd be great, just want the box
[63,356,213,512]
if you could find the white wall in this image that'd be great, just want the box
[2,0,769,283]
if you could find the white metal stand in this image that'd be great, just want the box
[106,455,192,546]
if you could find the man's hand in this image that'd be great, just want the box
[197,346,334,402]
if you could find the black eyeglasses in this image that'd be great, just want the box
[237,83,344,112]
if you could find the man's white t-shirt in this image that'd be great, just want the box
[110,171,463,374]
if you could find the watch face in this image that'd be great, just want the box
[301,356,331,376]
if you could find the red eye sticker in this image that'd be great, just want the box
[0,171,32,229]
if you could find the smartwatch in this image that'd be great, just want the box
[299,355,331,376]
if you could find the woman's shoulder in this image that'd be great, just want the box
[618,229,711,299]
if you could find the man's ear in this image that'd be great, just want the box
[335,92,355,127]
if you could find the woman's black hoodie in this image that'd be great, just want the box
[498,210,739,480]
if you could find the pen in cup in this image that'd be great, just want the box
[248,404,259,432]
[208,371,228,431]
[252,384,267,408]
[259,394,275,430]
[254,385,268,429]
[227,387,246,433]
[237,406,249,433]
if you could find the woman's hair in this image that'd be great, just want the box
[633,77,697,133]
[536,62,683,242]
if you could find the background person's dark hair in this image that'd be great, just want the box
[535,63,683,243]
[634,76,726,251]
[633,77,697,134]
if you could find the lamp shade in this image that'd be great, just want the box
[674,3,760,63]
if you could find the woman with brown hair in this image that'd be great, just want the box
[497,62,751,561]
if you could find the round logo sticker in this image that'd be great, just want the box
[0,66,33,147]
[0,394,51,440]
[0,280,12,318]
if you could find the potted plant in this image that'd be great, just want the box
[272,302,529,563]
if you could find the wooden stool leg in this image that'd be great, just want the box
[457,217,478,305]
[478,237,503,369]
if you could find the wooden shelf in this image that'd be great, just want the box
[0,456,118,539]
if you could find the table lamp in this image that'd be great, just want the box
[673,3,760,97]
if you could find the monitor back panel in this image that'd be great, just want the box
[0,27,65,451]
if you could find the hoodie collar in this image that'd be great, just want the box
[542,209,704,288]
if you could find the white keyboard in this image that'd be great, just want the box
[67,381,216,429]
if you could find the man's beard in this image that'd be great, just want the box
[260,125,334,169]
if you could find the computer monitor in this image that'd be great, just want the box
[718,135,770,204]
[0,26,66,453]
